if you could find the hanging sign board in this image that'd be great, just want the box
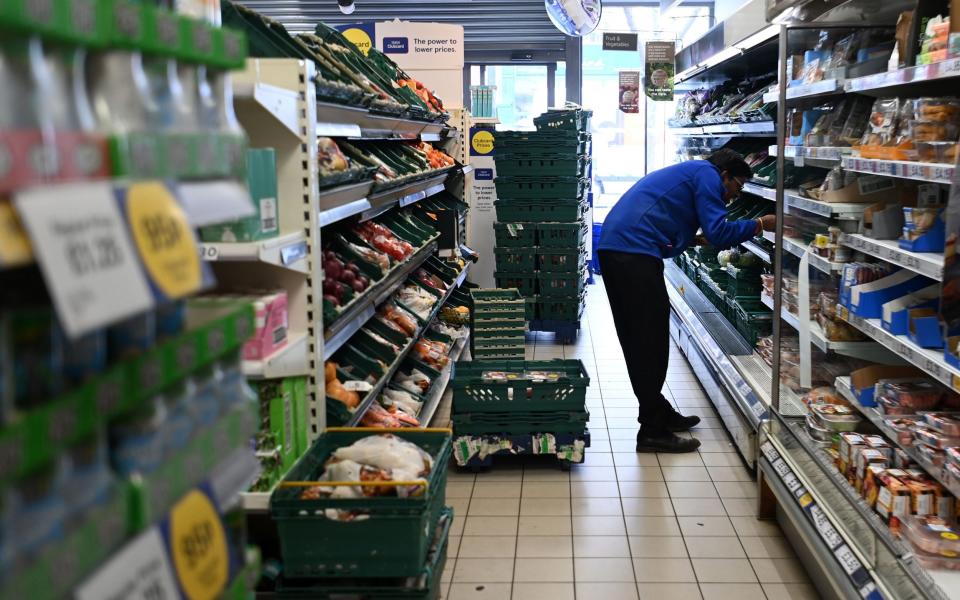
[375,21,463,69]
[645,40,676,101]
[335,23,376,55]
[619,71,640,113]
[603,32,638,52]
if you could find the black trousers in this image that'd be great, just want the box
[597,250,675,434]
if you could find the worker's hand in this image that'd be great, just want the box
[758,214,776,232]
[694,235,710,247]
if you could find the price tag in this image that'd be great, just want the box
[166,488,230,600]
[833,544,864,577]
[794,154,805,167]
[199,244,220,261]
[809,505,843,549]
[76,528,181,600]
[798,491,813,507]
[14,182,154,338]
[0,200,32,266]
[343,380,374,392]
[123,181,208,300]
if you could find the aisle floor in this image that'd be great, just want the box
[432,277,819,600]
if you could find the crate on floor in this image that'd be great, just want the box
[494,272,538,297]
[453,430,591,471]
[453,410,589,435]
[538,222,589,248]
[527,318,581,344]
[495,198,587,223]
[536,294,585,322]
[537,246,586,272]
[538,269,587,297]
[270,428,452,579]
[472,347,526,360]
[493,222,537,247]
[275,508,452,599]
[470,288,527,323]
[493,246,537,273]
[452,359,590,414]
[495,176,587,200]
[494,154,587,177]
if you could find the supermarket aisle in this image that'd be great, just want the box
[432,277,820,600]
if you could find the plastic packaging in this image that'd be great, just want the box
[947,447,960,468]
[812,404,861,431]
[911,120,959,142]
[914,426,960,449]
[806,414,835,443]
[901,515,960,556]
[885,418,920,445]
[878,395,917,416]
[110,397,168,475]
[924,413,960,436]
[913,98,960,122]
[877,379,944,410]
[917,442,946,466]
[916,141,959,163]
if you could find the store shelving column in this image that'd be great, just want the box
[226,58,325,509]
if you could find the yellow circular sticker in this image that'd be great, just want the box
[169,489,229,600]
[127,181,202,299]
[942,532,960,540]
[342,28,372,55]
[471,130,495,155]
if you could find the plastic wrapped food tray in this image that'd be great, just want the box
[901,515,960,556]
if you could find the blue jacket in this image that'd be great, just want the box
[597,160,757,259]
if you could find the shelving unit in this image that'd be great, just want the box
[841,156,955,184]
[784,190,868,220]
[840,233,944,281]
[782,236,845,273]
[743,181,777,201]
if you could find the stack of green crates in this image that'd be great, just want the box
[493,107,591,327]
[470,289,527,360]
[451,359,591,438]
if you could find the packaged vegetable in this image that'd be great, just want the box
[380,303,419,337]
[382,388,423,416]
[395,369,432,394]
[348,242,391,275]
[318,137,350,176]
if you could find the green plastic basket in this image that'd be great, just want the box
[533,109,590,132]
[495,199,586,223]
[493,222,537,247]
[494,154,586,177]
[495,176,586,200]
[537,247,585,273]
[271,429,452,579]
[538,270,587,298]
[538,222,588,248]
[473,335,526,348]
[537,295,585,321]
[494,272,538,296]
[275,508,451,599]
[493,247,538,273]
[451,359,590,413]
[732,299,773,346]
[472,350,527,360]
[452,410,589,435]
[471,289,527,323]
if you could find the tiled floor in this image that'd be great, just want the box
[431,278,819,600]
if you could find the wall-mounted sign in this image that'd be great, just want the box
[619,71,640,113]
[603,32,638,52]
[335,23,375,55]
[645,41,676,101]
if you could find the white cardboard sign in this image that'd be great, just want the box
[376,20,464,70]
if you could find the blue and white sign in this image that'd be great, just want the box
[383,37,409,54]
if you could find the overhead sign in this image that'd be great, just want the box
[619,71,640,113]
[645,40,676,101]
[603,32,638,52]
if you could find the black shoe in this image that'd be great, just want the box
[636,431,701,453]
[665,411,701,432]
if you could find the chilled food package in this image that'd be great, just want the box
[801,386,848,407]
[382,388,423,417]
[860,97,902,147]
[947,447,960,468]
[914,426,960,450]
[354,221,415,262]
[395,369,433,395]
[415,268,448,293]
[301,434,434,501]
[397,284,437,320]
[878,395,918,416]
[914,98,960,123]
[812,403,861,432]
[924,413,960,436]
[816,313,865,342]
[348,242,391,275]
[413,339,449,370]
[877,379,944,411]
[916,442,946,466]
[885,418,920,445]
[806,414,834,443]
[325,361,361,410]
[361,403,419,428]
[901,515,960,556]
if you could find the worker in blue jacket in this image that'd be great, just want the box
[597,149,775,453]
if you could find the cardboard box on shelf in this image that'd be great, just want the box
[848,364,925,407]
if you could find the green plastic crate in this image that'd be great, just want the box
[538,270,587,298]
[472,348,526,360]
[271,429,452,578]
[494,272,537,296]
[732,299,773,346]
[497,130,590,154]
[471,289,527,323]
[538,222,588,248]
[452,410,589,435]
[493,222,537,247]
[533,110,590,132]
[537,295,585,321]
[473,335,525,348]
[495,176,586,200]
[495,199,586,223]
[494,154,586,177]
[537,247,585,273]
[452,359,590,413]
[493,247,537,273]
[275,508,451,599]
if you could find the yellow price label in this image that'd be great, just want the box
[952,375,960,394]
[169,489,229,600]
[126,181,203,299]
[0,200,32,266]
[799,493,813,508]
[471,130,494,155]
[942,532,960,541]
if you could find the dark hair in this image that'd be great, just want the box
[707,149,752,179]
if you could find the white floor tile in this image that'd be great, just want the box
[515,535,574,558]
[511,582,574,600]
[575,557,636,582]
[577,582,640,600]
[514,557,573,582]
[573,535,632,558]
[637,583,702,600]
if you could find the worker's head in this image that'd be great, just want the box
[707,149,752,201]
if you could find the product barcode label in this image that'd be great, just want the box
[772,458,791,478]
[760,442,779,463]
[783,472,802,494]
[260,198,278,233]
[857,175,895,196]
[834,544,863,576]
[809,505,843,549]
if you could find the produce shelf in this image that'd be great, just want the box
[323,239,439,361]
[318,180,375,227]
[668,121,775,137]
[782,236,845,273]
[770,145,850,165]
[762,78,845,104]
[741,240,771,264]
[785,190,867,220]
[841,157,954,184]
[742,181,777,201]
[839,233,944,281]
[200,231,309,273]
[342,261,471,427]
[359,174,450,222]
[242,330,311,379]
[417,334,469,428]
[316,101,446,139]
[845,58,960,95]
[836,305,960,390]
[835,376,960,499]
